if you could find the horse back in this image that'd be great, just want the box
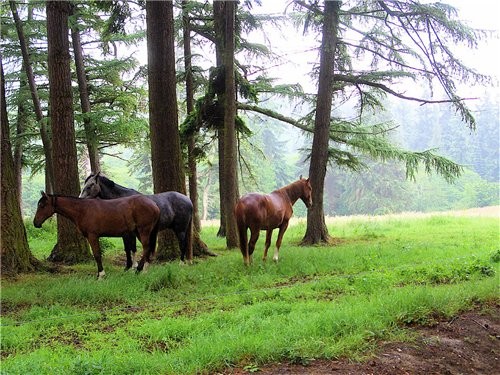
[128,195,161,228]
[146,192,192,230]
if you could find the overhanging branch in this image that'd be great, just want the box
[333,74,478,105]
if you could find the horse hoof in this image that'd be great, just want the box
[97,271,106,280]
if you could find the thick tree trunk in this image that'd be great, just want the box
[221,1,239,249]
[46,1,90,263]
[1,56,40,276]
[302,0,340,245]
[146,0,185,261]
[10,0,55,194]
[70,4,100,173]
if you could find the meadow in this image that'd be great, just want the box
[1,213,499,374]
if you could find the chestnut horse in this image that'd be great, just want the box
[234,177,312,265]
[33,191,160,279]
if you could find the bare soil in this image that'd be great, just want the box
[227,303,500,375]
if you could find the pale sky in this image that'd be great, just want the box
[249,0,499,100]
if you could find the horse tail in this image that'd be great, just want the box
[149,220,160,257]
[235,203,248,258]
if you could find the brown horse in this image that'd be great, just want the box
[234,177,313,265]
[33,191,160,279]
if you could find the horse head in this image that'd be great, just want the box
[299,176,313,208]
[79,172,102,198]
[33,191,55,228]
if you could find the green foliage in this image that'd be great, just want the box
[2,215,498,373]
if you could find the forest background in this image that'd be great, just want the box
[3,0,499,221]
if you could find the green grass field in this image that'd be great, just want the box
[1,214,499,374]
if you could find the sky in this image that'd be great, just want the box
[249,0,500,98]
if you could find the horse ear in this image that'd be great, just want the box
[95,171,101,178]
[299,174,303,180]
[40,190,47,198]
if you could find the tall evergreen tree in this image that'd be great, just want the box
[46,1,90,263]
[221,0,239,248]
[10,0,54,194]
[146,0,186,260]
[290,0,488,244]
[302,0,340,244]
[1,55,40,275]
[70,2,100,173]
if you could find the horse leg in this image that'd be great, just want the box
[136,231,151,273]
[237,219,249,265]
[274,221,289,262]
[88,234,105,280]
[123,232,137,270]
[262,229,273,261]
[136,224,158,273]
[247,228,260,265]
[175,225,190,265]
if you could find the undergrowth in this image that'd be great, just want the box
[1,215,498,374]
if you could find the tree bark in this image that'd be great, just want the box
[70,4,101,173]
[10,0,54,194]
[1,55,40,276]
[221,1,239,248]
[46,1,90,263]
[181,1,212,257]
[213,1,227,238]
[302,0,340,245]
[14,67,28,207]
[146,0,185,260]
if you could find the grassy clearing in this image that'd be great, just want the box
[1,215,499,374]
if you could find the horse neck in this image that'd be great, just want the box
[276,182,303,206]
[52,196,84,223]
[100,181,138,198]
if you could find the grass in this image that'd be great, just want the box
[1,214,499,374]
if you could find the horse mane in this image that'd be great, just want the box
[84,173,115,188]
[44,193,82,200]
[98,175,116,189]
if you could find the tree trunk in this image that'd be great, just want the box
[302,0,340,245]
[70,4,100,173]
[46,1,90,263]
[181,1,212,257]
[216,129,226,237]
[221,1,239,249]
[213,1,227,238]
[14,67,28,208]
[1,55,40,276]
[146,0,185,261]
[10,0,55,194]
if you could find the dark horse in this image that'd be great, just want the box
[33,191,160,279]
[79,172,193,267]
[234,177,313,265]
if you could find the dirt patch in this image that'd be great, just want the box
[227,303,500,375]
